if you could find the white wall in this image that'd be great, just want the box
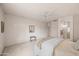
[0,6,4,54]
[4,14,48,46]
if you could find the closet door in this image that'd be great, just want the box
[73,16,79,42]
[48,20,58,37]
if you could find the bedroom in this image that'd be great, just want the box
[0,3,79,56]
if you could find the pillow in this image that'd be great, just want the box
[74,40,79,50]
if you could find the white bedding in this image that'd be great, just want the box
[34,38,63,56]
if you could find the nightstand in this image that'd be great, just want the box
[30,36,36,41]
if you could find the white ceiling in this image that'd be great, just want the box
[1,3,79,22]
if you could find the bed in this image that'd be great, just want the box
[34,37,64,56]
